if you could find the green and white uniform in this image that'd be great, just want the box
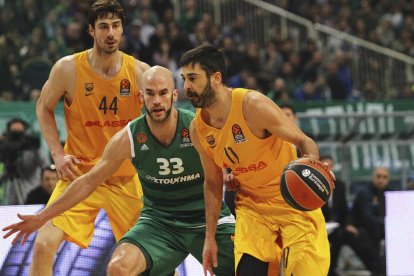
[120,108,235,276]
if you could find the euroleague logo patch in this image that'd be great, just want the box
[232,124,247,144]
[136,133,147,143]
[180,128,193,148]
[120,79,131,96]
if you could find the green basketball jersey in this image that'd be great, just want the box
[128,108,234,228]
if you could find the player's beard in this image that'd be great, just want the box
[144,96,174,123]
[187,80,215,108]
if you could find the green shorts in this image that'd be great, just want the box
[119,217,235,276]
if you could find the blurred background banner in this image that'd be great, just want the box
[1,100,413,201]
[0,205,203,276]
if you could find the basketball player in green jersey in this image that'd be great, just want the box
[3,66,235,276]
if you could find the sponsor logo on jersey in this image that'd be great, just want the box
[233,161,268,174]
[120,79,131,96]
[85,83,94,96]
[136,133,147,143]
[146,173,201,184]
[232,124,247,144]
[84,119,131,127]
[206,135,216,148]
[140,144,149,151]
[180,128,193,148]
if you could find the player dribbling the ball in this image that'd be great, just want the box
[180,44,334,276]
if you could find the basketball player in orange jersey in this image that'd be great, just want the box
[180,45,331,276]
[29,1,149,275]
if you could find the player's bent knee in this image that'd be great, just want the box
[107,259,129,276]
[108,243,145,276]
[32,235,61,258]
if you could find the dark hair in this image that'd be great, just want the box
[88,0,125,28]
[179,44,227,83]
[6,118,29,132]
[279,103,296,115]
[41,164,56,178]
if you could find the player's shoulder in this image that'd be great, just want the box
[48,54,76,81]
[242,89,270,108]
[54,54,76,73]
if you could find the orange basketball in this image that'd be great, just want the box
[280,157,335,211]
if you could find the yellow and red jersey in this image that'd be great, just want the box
[63,51,142,176]
[194,88,297,197]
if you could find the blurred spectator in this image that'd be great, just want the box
[294,80,324,102]
[25,164,58,205]
[123,19,151,63]
[151,0,173,22]
[279,103,298,123]
[166,22,193,64]
[2,0,414,103]
[177,0,201,34]
[351,166,390,274]
[138,8,156,47]
[326,60,347,100]
[0,118,44,205]
[279,61,301,95]
[20,57,52,100]
[267,78,290,102]
[320,155,360,276]
[221,36,243,78]
[260,41,283,80]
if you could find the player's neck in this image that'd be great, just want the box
[87,48,122,79]
[147,108,178,146]
[202,87,232,129]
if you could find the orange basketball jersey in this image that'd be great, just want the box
[64,51,142,176]
[194,88,297,197]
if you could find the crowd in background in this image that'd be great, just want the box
[0,1,410,274]
[1,0,414,102]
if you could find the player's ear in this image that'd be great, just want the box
[172,89,178,102]
[88,24,95,38]
[138,90,144,103]
[212,72,222,84]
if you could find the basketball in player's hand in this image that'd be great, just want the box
[280,157,335,211]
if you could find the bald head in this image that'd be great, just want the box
[372,166,389,190]
[142,65,175,91]
[141,66,177,123]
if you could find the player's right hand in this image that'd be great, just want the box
[202,236,218,276]
[2,214,46,245]
[54,154,82,181]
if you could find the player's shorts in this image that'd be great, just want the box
[48,169,143,249]
[119,218,235,276]
[234,191,330,276]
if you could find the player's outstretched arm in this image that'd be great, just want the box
[2,127,131,245]
[243,91,319,159]
[190,121,222,276]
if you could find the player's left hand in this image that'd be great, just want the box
[224,170,240,191]
[202,236,218,276]
[2,214,46,245]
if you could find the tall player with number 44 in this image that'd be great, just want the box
[25,1,149,274]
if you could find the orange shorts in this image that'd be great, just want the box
[234,192,329,275]
[48,173,143,248]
